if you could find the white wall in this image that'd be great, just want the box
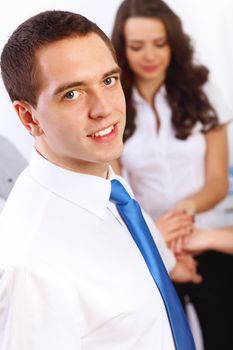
[167,0,233,163]
[0,0,233,160]
[166,0,233,108]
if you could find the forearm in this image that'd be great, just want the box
[208,227,233,254]
[177,177,228,214]
[184,226,233,255]
[178,125,229,214]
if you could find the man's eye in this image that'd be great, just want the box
[64,90,80,100]
[104,76,118,86]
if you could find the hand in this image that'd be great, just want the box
[176,253,197,271]
[184,228,212,255]
[175,199,196,216]
[170,254,202,284]
[169,236,187,255]
[155,209,193,243]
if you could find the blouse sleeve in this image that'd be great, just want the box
[203,81,233,125]
[0,265,82,350]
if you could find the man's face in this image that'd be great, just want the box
[30,34,126,177]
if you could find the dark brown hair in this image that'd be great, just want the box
[112,0,218,141]
[1,10,117,107]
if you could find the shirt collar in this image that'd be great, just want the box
[28,149,116,219]
[132,85,166,105]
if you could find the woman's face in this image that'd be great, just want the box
[124,17,171,86]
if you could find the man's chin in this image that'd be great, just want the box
[108,144,124,162]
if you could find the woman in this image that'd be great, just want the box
[111,1,233,349]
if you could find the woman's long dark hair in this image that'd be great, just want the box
[112,0,218,142]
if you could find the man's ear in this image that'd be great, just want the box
[13,100,43,136]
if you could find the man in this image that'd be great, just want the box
[0,11,200,349]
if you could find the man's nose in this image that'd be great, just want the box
[88,90,112,119]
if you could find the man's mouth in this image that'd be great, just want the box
[90,124,114,138]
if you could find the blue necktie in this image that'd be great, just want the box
[110,179,195,350]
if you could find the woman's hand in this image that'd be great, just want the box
[183,228,210,255]
[167,201,196,254]
[175,199,196,216]
[155,209,193,243]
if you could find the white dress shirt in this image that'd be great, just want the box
[121,83,232,228]
[0,149,176,350]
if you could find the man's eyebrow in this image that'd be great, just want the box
[53,66,121,96]
[102,67,122,79]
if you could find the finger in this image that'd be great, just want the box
[175,237,184,254]
[191,273,203,284]
[167,228,192,242]
[164,216,193,233]
[169,239,176,253]
[183,235,189,245]
[158,209,192,223]
[184,256,197,271]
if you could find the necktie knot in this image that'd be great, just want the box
[110,179,131,205]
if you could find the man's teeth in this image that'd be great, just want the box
[93,125,114,137]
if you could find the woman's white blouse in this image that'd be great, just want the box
[121,84,232,228]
